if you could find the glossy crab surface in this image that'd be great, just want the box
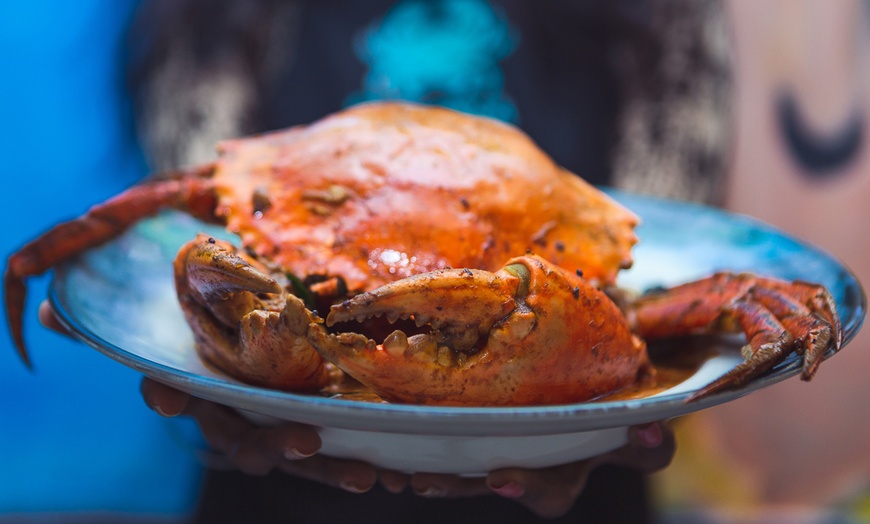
[6,102,841,406]
[211,102,638,292]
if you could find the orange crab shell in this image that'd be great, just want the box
[211,102,639,292]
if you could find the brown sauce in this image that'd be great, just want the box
[321,335,727,405]
[597,336,724,401]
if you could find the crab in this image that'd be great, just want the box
[6,102,841,406]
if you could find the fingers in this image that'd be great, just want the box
[409,472,491,499]
[486,462,596,519]
[277,455,378,494]
[227,423,322,476]
[38,300,69,336]
[405,462,596,519]
[481,422,674,518]
[407,421,675,519]
[140,375,674,514]
[140,377,189,417]
[185,399,322,476]
[140,377,324,477]
[138,379,377,494]
[379,469,410,494]
[603,421,676,474]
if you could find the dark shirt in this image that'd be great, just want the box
[195,464,651,524]
[260,0,625,185]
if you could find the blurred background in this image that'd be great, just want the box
[0,1,204,522]
[1,0,868,522]
[654,1,870,522]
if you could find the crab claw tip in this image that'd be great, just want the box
[5,267,33,369]
[13,340,32,369]
[185,239,283,299]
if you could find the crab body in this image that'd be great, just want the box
[5,103,841,406]
[210,103,636,292]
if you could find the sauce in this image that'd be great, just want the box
[598,336,722,401]
[321,335,725,405]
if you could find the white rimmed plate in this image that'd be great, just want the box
[48,190,865,475]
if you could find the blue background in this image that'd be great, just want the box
[0,0,202,519]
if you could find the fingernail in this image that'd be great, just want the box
[382,480,406,494]
[340,480,369,494]
[284,447,316,460]
[414,485,445,498]
[488,480,525,499]
[635,423,663,448]
[152,405,177,418]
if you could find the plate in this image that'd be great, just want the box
[49,190,866,475]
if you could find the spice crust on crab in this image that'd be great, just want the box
[212,102,639,293]
[6,102,841,406]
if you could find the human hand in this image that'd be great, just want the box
[400,421,675,519]
[141,376,673,518]
[39,300,378,493]
[140,377,380,493]
[40,300,675,515]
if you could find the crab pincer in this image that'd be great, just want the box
[308,255,652,406]
[175,236,331,391]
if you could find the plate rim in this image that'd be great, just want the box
[47,190,866,437]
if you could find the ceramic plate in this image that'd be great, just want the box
[49,190,865,475]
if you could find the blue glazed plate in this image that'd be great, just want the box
[49,191,865,474]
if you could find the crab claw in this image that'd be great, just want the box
[308,255,651,406]
[175,236,330,391]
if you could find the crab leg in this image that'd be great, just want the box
[175,237,330,391]
[629,272,840,401]
[5,165,216,365]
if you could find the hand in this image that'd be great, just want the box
[141,376,674,518]
[39,300,378,493]
[141,377,380,494]
[41,300,675,516]
[401,421,675,519]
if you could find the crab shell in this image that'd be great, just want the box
[212,103,638,293]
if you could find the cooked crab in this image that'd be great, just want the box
[5,102,841,406]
